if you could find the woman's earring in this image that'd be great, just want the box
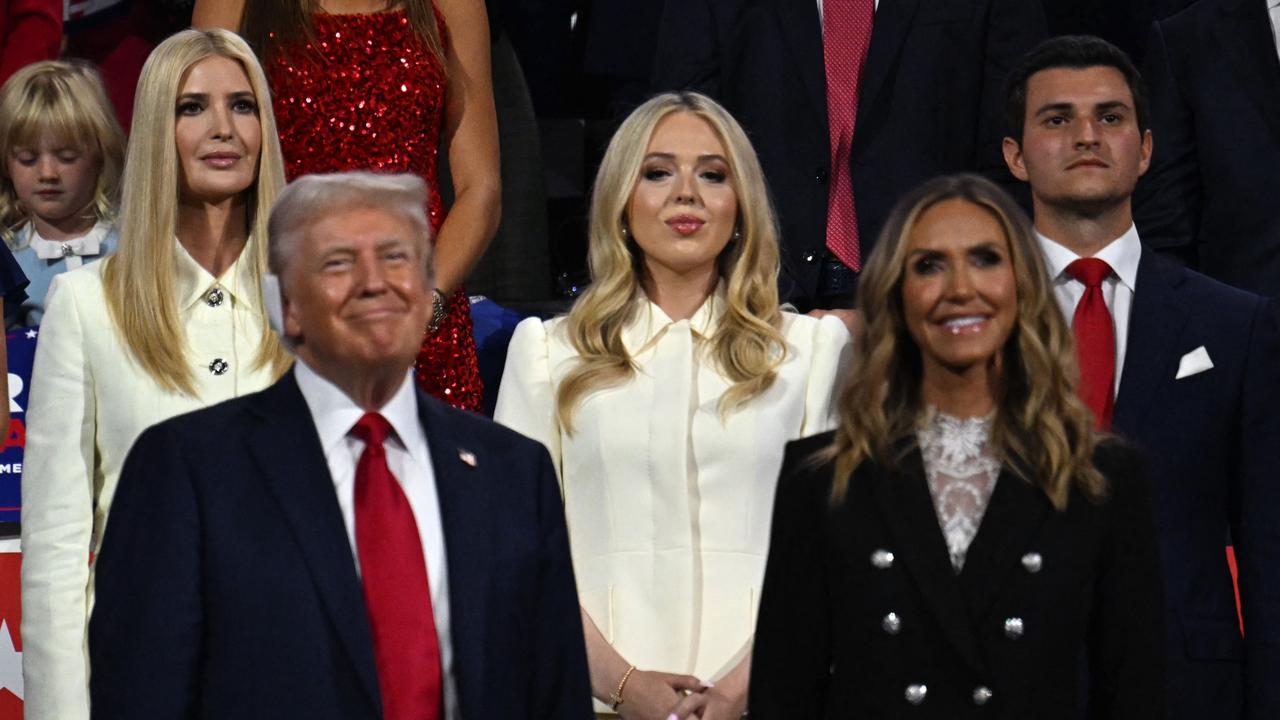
[621,224,630,239]
[732,227,742,242]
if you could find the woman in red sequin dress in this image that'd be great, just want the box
[194,0,499,411]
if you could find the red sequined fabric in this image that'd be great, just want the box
[268,9,483,411]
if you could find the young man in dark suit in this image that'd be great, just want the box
[1003,35,1280,720]
[87,172,593,720]
[651,0,1046,310]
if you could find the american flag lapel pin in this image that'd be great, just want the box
[458,448,477,467]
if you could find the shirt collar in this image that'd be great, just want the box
[620,279,727,355]
[293,359,425,465]
[1035,223,1142,293]
[22,220,112,254]
[173,237,261,312]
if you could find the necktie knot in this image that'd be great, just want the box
[1065,257,1113,288]
[351,412,393,447]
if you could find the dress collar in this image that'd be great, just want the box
[22,220,112,258]
[620,279,727,355]
[172,237,261,312]
[1035,223,1142,294]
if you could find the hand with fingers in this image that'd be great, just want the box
[615,670,705,720]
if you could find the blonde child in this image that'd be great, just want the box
[0,59,123,326]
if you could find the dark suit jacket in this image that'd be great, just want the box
[1108,249,1280,720]
[651,0,1045,308]
[1134,0,1280,297]
[87,372,593,720]
[750,434,1166,719]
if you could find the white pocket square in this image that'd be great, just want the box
[1175,345,1214,379]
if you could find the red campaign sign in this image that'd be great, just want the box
[0,553,22,719]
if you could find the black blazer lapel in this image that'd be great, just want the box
[247,373,381,712]
[1113,249,1188,434]
[418,395,494,719]
[872,449,987,674]
[854,0,922,141]
[1216,0,1280,144]
[773,0,828,130]
[957,468,1052,621]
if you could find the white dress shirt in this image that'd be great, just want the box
[293,361,458,720]
[1269,0,1280,63]
[1036,224,1143,396]
[21,239,277,720]
[495,284,850,708]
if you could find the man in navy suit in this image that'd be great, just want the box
[87,172,593,720]
[1002,35,1280,720]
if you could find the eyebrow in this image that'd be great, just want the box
[643,152,729,164]
[908,241,1005,255]
[1033,99,1133,116]
[176,90,256,102]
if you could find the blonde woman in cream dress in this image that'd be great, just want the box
[496,91,850,720]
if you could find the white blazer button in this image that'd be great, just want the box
[881,612,901,635]
[205,287,225,307]
[870,549,895,569]
[1021,552,1043,573]
[1004,617,1024,639]
[904,684,927,705]
[208,358,229,375]
[973,686,993,705]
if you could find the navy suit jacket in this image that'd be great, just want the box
[88,372,593,720]
[1111,249,1280,720]
[1134,0,1280,297]
[651,0,1045,308]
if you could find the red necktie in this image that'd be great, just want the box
[822,0,875,272]
[352,412,443,720]
[1066,259,1116,429]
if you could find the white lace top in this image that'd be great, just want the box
[916,408,1001,572]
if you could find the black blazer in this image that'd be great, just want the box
[750,433,1166,719]
[1108,249,1280,720]
[1134,0,1280,297]
[651,0,1045,307]
[88,372,593,720]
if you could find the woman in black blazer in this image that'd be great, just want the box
[749,174,1165,719]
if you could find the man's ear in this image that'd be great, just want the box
[1137,128,1153,177]
[281,288,302,341]
[1002,136,1029,182]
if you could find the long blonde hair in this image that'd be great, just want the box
[0,60,125,247]
[102,28,290,395]
[827,174,1104,510]
[556,91,786,431]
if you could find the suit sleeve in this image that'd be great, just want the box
[20,274,98,720]
[88,422,204,720]
[800,315,852,437]
[748,440,833,719]
[649,0,720,96]
[529,441,594,718]
[0,0,61,86]
[1232,299,1280,720]
[1133,20,1201,265]
[1088,447,1167,720]
[493,317,564,484]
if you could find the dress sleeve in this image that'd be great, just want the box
[20,273,98,720]
[493,316,564,485]
[800,314,852,438]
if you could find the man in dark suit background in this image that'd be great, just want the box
[87,172,592,720]
[1133,0,1280,297]
[651,0,1046,310]
[1003,36,1280,720]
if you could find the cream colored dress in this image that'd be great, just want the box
[494,286,851,709]
[20,241,278,720]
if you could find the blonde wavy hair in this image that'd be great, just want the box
[0,60,125,248]
[556,91,786,431]
[827,174,1104,510]
[103,28,290,395]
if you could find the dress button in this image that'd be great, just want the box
[1004,617,1024,639]
[904,684,927,705]
[815,167,829,185]
[802,249,818,263]
[870,549,895,569]
[1021,552,1043,573]
[208,358,229,376]
[205,287,225,307]
[973,686,993,705]
[881,612,901,635]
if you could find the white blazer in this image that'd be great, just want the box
[494,288,851,689]
[19,242,279,720]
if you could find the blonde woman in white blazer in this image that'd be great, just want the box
[19,30,292,720]
[495,92,851,720]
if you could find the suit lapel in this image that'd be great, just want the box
[1216,0,1280,143]
[872,449,987,674]
[854,0,921,140]
[957,467,1051,621]
[773,0,828,129]
[247,373,381,712]
[1113,249,1187,434]
[419,395,493,719]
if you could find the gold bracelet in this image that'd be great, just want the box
[609,665,636,710]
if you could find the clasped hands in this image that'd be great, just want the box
[614,668,746,720]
